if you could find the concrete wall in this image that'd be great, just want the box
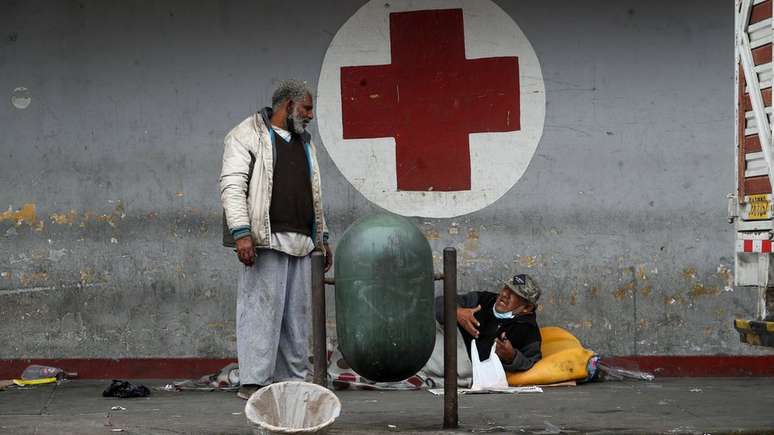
[0,0,767,359]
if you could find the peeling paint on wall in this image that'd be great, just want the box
[50,210,78,225]
[462,228,480,260]
[19,272,48,287]
[0,203,36,226]
[716,265,734,292]
[682,266,698,280]
[0,204,108,232]
[689,283,720,298]
[79,268,97,285]
[422,226,440,240]
[517,255,538,268]
[636,265,648,281]
[48,202,125,228]
[48,248,68,262]
[614,282,635,300]
[665,294,686,306]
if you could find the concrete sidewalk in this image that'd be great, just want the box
[0,378,772,434]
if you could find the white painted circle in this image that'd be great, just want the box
[11,87,31,109]
[317,0,545,218]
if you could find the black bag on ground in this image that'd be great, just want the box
[102,380,151,398]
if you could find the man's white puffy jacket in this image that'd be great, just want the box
[220,109,328,249]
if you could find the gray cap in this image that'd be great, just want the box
[504,274,541,305]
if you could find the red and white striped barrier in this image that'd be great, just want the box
[737,239,774,253]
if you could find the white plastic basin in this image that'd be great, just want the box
[245,381,341,435]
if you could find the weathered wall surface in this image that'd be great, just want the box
[0,0,767,359]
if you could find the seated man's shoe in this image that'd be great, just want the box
[237,384,263,400]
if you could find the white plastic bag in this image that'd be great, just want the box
[470,339,508,390]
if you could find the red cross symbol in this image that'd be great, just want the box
[340,8,520,192]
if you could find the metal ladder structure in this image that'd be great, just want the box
[732,0,774,347]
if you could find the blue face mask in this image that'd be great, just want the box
[493,305,515,320]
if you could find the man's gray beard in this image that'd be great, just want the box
[290,108,307,135]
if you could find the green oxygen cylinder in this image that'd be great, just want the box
[334,213,435,382]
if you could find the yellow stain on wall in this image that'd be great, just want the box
[82,211,116,227]
[716,265,732,283]
[682,266,698,280]
[689,283,720,298]
[422,227,440,240]
[518,255,537,268]
[613,282,635,300]
[19,272,48,286]
[0,203,36,226]
[79,268,96,284]
[57,202,124,228]
[636,265,648,281]
[462,233,479,259]
[50,210,78,225]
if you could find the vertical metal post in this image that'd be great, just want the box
[443,247,458,429]
[311,251,327,387]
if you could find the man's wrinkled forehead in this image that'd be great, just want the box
[294,93,313,109]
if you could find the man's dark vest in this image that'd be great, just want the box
[268,132,314,236]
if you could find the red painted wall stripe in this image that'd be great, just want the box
[603,356,774,377]
[744,239,754,252]
[0,358,236,380]
[764,240,772,252]
[1,356,773,379]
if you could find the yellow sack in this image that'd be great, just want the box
[507,326,595,386]
[12,377,57,386]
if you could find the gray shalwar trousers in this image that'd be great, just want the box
[236,249,311,385]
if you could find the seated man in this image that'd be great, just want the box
[435,274,542,372]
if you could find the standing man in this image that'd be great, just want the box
[220,80,332,399]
